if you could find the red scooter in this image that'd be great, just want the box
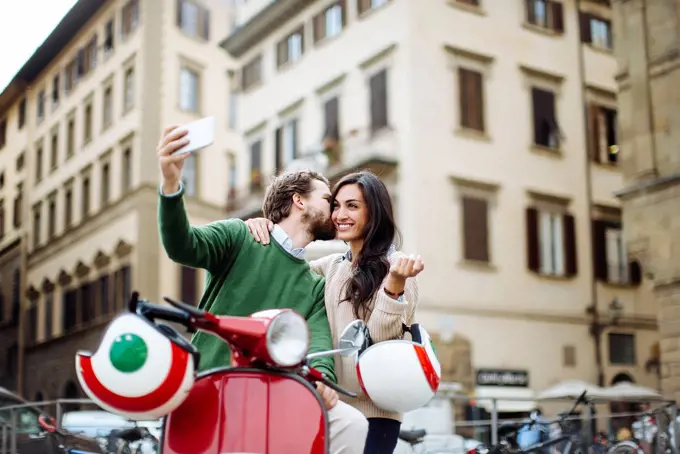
[76,292,367,454]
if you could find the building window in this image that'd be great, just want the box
[66,116,75,158]
[16,152,25,172]
[531,87,560,149]
[101,161,110,206]
[32,203,42,248]
[64,58,77,94]
[18,99,26,129]
[180,266,198,306]
[242,55,262,91]
[358,0,389,15]
[37,90,46,122]
[82,173,91,218]
[323,96,340,141]
[526,0,564,33]
[277,28,304,68]
[98,274,111,316]
[275,118,298,171]
[179,67,200,112]
[47,193,57,240]
[592,220,641,286]
[124,67,135,112]
[458,68,484,132]
[177,0,210,40]
[369,69,389,133]
[314,2,345,42]
[580,13,612,50]
[122,147,132,192]
[0,119,6,149]
[588,103,618,164]
[13,183,22,229]
[50,130,59,171]
[26,299,37,345]
[608,333,636,365]
[0,199,4,240]
[526,207,577,277]
[35,142,44,182]
[250,140,262,191]
[44,292,54,341]
[83,101,93,143]
[52,74,60,108]
[64,183,73,229]
[103,85,113,129]
[121,0,140,38]
[62,289,78,332]
[461,196,490,263]
[104,18,115,53]
[228,152,237,196]
[182,153,197,197]
[114,265,132,309]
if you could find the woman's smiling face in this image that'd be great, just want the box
[331,184,368,242]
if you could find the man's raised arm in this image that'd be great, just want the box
[157,125,243,272]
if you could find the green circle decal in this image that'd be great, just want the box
[109,333,148,373]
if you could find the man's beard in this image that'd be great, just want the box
[303,209,335,241]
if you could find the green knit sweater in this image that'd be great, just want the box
[157,187,335,382]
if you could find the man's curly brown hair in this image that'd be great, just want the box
[261,170,329,224]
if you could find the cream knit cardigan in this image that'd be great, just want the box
[310,251,419,421]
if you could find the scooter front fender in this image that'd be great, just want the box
[161,368,329,454]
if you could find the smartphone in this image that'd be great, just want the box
[172,116,215,155]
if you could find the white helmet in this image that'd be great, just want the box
[356,324,441,413]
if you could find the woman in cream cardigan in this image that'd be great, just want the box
[246,170,424,454]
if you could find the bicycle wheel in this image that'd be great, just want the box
[606,441,642,454]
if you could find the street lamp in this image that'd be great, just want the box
[587,297,623,386]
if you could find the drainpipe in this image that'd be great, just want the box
[574,0,604,387]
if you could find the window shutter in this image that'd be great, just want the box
[591,220,608,281]
[579,12,592,43]
[629,260,642,286]
[563,214,577,277]
[526,0,536,24]
[470,70,484,131]
[276,40,287,68]
[358,0,371,15]
[462,197,489,262]
[551,1,564,32]
[275,127,283,171]
[459,69,483,131]
[340,0,347,26]
[526,208,540,272]
[313,13,324,42]
[588,103,601,163]
[458,69,470,128]
[291,119,299,159]
[532,88,553,146]
[370,70,388,132]
[202,6,210,40]
[324,97,340,140]
[180,266,198,306]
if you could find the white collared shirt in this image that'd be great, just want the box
[271,224,306,259]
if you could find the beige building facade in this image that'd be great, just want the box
[221,0,659,408]
[0,0,236,399]
[612,0,680,402]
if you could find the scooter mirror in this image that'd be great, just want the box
[337,320,370,356]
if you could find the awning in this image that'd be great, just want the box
[474,386,537,413]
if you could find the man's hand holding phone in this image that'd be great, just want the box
[157,125,191,194]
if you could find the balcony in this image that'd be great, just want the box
[225,127,400,218]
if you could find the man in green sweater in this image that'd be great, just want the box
[156,126,368,453]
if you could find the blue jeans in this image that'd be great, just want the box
[364,418,401,454]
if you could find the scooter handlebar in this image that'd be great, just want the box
[319,374,358,398]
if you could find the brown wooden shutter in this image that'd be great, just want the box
[274,127,283,171]
[526,207,540,272]
[532,88,555,146]
[370,70,388,132]
[313,12,325,42]
[462,197,489,262]
[276,40,287,68]
[563,214,577,277]
[181,266,198,306]
[526,0,536,24]
[591,219,607,281]
[324,97,339,140]
[340,0,347,25]
[588,103,601,163]
[358,0,371,15]
[459,69,484,131]
[202,6,210,40]
[629,260,642,286]
[551,1,564,32]
[579,12,592,43]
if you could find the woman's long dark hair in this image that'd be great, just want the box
[333,171,401,319]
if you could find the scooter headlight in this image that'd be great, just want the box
[265,311,310,367]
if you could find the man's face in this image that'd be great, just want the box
[302,179,335,241]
